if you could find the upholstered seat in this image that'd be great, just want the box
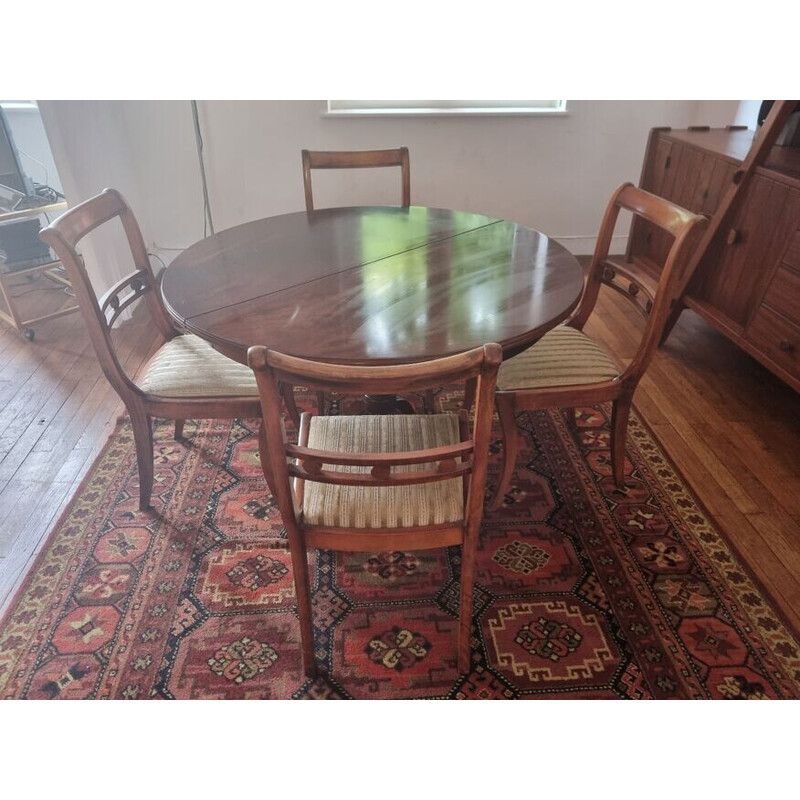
[138,334,258,398]
[497,325,620,391]
[302,414,464,528]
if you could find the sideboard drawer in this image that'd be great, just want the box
[761,264,800,323]
[783,228,800,272]
[745,305,800,377]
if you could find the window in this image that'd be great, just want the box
[0,101,37,110]
[326,100,567,116]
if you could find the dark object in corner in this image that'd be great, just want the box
[758,100,800,126]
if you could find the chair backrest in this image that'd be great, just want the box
[570,182,708,385]
[39,189,175,398]
[301,147,411,211]
[248,344,501,531]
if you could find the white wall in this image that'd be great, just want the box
[38,101,150,294]
[38,100,747,292]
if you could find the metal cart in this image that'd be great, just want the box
[0,200,78,340]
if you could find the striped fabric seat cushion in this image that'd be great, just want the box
[497,325,620,391]
[302,414,465,529]
[137,334,258,398]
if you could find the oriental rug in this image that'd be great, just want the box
[1,389,798,699]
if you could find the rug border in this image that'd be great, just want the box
[0,415,129,631]
[630,400,800,644]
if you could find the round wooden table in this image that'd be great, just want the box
[161,206,585,379]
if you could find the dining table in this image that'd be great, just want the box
[160,205,585,411]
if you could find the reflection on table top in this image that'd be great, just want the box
[161,206,584,365]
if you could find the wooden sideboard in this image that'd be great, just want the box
[627,101,800,392]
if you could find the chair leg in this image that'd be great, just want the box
[280,382,301,428]
[287,530,317,679]
[257,421,277,498]
[129,405,154,511]
[423,389,436,413]
[462,377,477,412]
[610,397,631,488]
[316,392,326,416]
[490,394,518,510]
[174,419,185,440]
[457,524,479,674]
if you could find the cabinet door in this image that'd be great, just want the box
[629,134,674,262]
[646,135,675,196]
[700,175,800,326]
[700,158,738,217]
[630,136,735,269]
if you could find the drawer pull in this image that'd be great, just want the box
[727,228,741,245]
[778,340,795,352]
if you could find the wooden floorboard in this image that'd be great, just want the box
[0,279,798,632]
[585,287,800,633]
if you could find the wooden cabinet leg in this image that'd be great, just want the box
[660,302,685,346]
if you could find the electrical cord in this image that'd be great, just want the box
[148,252,167,271]
[191,100,214,237]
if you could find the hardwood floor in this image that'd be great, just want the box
[0,276,798,631]
[0,287,161,614]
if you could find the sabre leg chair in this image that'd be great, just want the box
[40,188,297,511]
[488,183,707,510]
[300,147,434,414]
[248,342,501,677]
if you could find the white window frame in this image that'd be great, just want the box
[0,101,38,111]
[325,100,567,117]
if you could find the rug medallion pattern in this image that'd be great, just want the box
[1,389,798,699]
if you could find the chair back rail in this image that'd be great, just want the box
[288,461,473,487]
[40,189,176,399]
[301,147,410,211]
[286,439,473,467]
[257,344,487,394]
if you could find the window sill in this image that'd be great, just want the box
[323,108,569,119]
[0,102,38,111]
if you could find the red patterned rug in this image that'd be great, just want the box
[1,388,798,699]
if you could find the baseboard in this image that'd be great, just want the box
[553,234,628,256]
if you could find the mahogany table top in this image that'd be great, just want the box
[161,205,584,365]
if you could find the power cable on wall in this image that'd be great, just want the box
[191,100,214,237]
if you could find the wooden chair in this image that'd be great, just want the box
[301,147,410,212]
[39,189,296,511]
[488,183,708,510]
[248,342,501,677]
[300,147,429,413]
